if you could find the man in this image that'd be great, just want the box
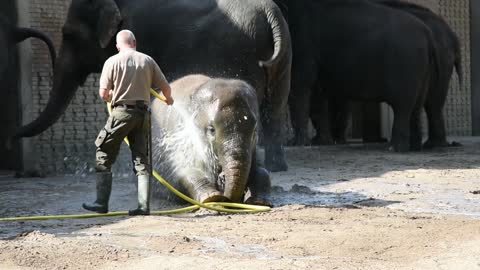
[82,30,174,216]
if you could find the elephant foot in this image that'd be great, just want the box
[388,141,409,152]
[423,139,463,149]
[311,134,334,145]
[423,139,449,149]
[245,194,272,207]
[449,141,462,147]
[334,137,347,145]
[199,191,229,203]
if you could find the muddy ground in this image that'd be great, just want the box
[1,137,480,270]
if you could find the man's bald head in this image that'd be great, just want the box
[116,30,136,51]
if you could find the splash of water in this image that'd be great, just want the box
[152,102,219,181]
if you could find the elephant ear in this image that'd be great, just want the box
[96,0,122,48]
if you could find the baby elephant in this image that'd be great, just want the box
[151,75,271,205]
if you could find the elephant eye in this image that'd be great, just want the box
[206,125,215,135]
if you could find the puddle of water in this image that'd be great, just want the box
[269,185,375,208]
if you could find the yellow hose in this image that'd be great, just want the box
[0,89,270,222]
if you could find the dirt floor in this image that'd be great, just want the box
[1,137,480,270]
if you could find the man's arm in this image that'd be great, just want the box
[99,59,113,102]
[99,88,113,103]
[151,60,174,105]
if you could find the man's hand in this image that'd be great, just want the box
[165,96,174,106]
[99,88,113,102]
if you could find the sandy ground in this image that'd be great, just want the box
[1,137,480,270]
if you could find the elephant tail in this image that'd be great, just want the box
[427,28,441,99]
[14,27,56,69]
[258,4,292,74]
[453,34,463,91]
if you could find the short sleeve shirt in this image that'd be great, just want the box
[99,49,168,106]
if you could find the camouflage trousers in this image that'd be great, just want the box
[95,106,151,176]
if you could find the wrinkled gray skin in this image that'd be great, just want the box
[12,0,292,172]
[151,75,271,205]
[0,16,55,84]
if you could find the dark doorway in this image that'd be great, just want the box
[0,0,21,173]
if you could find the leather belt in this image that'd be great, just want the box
[113,103,148,110]
[114,104,135,109]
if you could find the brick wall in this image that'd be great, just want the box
[24,0,131,176]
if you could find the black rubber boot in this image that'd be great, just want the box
[82,172,112,213]
[129,174,150,216]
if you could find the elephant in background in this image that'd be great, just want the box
[11,0,292,172]
[311,0,463,148]
[0,15,55,84]
[0,15,56,165]
[151,75,271,205]
[375,0,462,148]
[285,0,438,152]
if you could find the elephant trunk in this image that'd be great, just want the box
[13,46,82,139]
[222,149,252,202]
[14,27,56,69]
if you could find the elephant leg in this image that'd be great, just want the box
[311,95,334,145]
[423,95,448,149]
[263,105,288,172]
[332,98,350,145]
[289,90,313,146]
[362,102,386,143]
[409,107,423,151]
[263,71,291,172]
[245,165,272,207]
[180,169,228,203]
[389,106,411,152]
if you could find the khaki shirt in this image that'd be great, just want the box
[99,48,168,106]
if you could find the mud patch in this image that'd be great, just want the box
[269,184,398,208]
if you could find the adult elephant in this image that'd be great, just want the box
[0,15,55,83]
[151,75,271,205]
[311,0,463,148]
[11,0,292,172]
[375,0,462,148]
[287,0,437,151]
